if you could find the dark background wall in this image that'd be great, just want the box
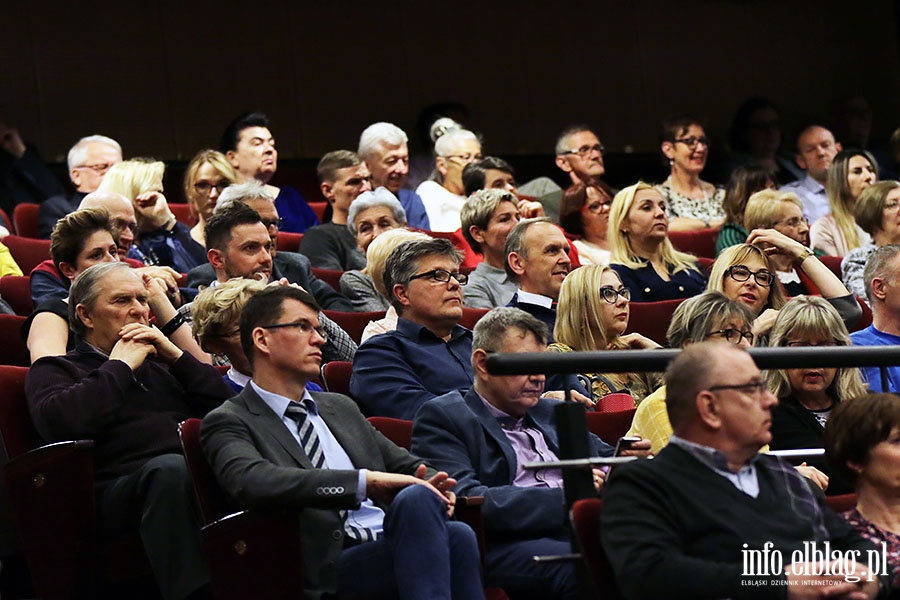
[1,1,899,167]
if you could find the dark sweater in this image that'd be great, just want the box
[26,342,232,485]
[601,443,885,599]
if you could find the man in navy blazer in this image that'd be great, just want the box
[200,285,482,599]
[412,307,645,599]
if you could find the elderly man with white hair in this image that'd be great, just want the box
[415,128,482,232]
[38,134,122,238]
[358,122,430,230]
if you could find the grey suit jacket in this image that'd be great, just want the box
[200,385,429,596]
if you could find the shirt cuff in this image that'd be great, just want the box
[357,469,367,503]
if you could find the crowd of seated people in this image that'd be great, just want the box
[5,102,900,598]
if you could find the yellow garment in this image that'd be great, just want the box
[627,384,770,454]
[0,242,22,277]
[547,342,660,403]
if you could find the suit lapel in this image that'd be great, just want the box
[464,389,519,484]
[236,386,314,469]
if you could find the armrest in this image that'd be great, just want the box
[201,510,305,600]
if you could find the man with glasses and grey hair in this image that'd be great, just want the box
[350,237,473,419]
[358,122,431,230]
[39,134,122,238]
[602,341,885,600]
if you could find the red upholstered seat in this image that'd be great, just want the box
[570,498,622,599]
[668,227,718,259]
[3,235,51,274]
[626,298,687,345]
[0,275,34,316]
[323,310,386,345]
[12,203,40,238]
[585,408,636,445]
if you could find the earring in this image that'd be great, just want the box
[669,159,674,166]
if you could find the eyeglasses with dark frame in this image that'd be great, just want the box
[442,153,483,163]
[259,319,327,341]
[707,380,768,396]
[193,181,231,195]
[774,216,809,229]
[408,268,468,286]
[261,217,284,230]
[709,328,754,345]
[673,136,710,149]
[559,143,605,158]
[726,265,774,288]
[599,286,631,304]
[585,200,613,214]
[75,162,114,174]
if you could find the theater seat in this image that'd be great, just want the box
[3,236,51,274]
[459,307,490,330]
[0,275,34,316]
[12,203,39,239]
[321,361,353,397]
[310,267,343,293]
[668,227,718,259]
[366,416,413,450]
[626,299,687,345]
[585,409,636,445]
[323,310,386,345]
[168,203,198,227]
[570,498,621,600]
[595,392,636,413]
[276,231,304,253]
[308,201,328,223]
[0,314,29,366]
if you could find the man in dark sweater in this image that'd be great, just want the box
[601,342,886,599]
[26,262,232,600]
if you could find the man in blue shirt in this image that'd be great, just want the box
[350,238,473,418]
[780,125,842,224]
[358,122,431,230]
[850,244,900,392]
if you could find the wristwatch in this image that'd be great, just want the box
[797,246,814,264]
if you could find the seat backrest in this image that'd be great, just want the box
[321,361,353,397]
[3,236,51,274]
[366,417,413,450]
[179,418,236,525]
[322,310,386,345]
[276,231,304,253]
[310,267,343,293]
[851,297,873,333]
[169,203,198,227]
[0,365,36,458]
[0,275,34,316]
[0,208,13,233]
[459,307,490,330]
[12,203,40,238]
[818,255,843,279]
[824,493,857,513]
[308,201,328,223]
[0,314,29,366]
[595,393,636,413]
[570,498,621,600]
[585,409,636,445]
[668,227,718,259]
[626,299,686,345]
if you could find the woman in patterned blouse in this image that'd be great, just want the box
[656,114,726,232]
[825,392,900,590]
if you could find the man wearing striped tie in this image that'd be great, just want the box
[200,285,483,599]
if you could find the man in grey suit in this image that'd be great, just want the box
[200,285,483,599]
[185,180,352,311]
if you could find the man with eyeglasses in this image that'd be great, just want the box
[298,150,371,270]
[780,125,843,224]
[26,262,234,600]
[200,284,483,599]
[603,341,885,600]
[851,245,900,394]
[350,238,474,419]
[552,125,616,224]
[38,134,122,238]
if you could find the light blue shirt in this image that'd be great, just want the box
[781,174,829,225]
[251,380,385,536]
[669,435,760,497]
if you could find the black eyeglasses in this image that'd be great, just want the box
[560,143,605,158]
[585,200,612,214]
[673,136,710,149]
[726,265,774,287]
[408,268,468,286]
[211,328,241,339]
[261,217,284,230]
[707,380,768,396]
[194,181,230,195]
[259,320,327,341]
[599,286,630,304]
[785,340,838,348]
[709,328,754,345]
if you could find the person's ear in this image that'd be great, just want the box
[661,141,675,161]
[70,168,83,189]
[393,283,412,308]
[58,261,78,281]
[436,156,449,178]
[320,181,335,203]
[226,150,239,170]
[469,225,487,246]
[208,248,226,271]
[835,142,843,153]
[507,251,526,277]
[695,391,722,429]
[871,276,889,301]
[75,303,93,330]
[251,326,270,359]
[795,153,807,171]
[555,155,573,174]
[472,348,490,377]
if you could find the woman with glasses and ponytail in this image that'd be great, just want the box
[547,264,662,405]
[707,232,859,344]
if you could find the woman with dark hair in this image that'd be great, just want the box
[559,182,612,265]
[810,149,878,256]
[656,114,725,231]
[825,392,900,589]
[726,97,801,185]
[842,180,900,297]
[715,164,774,255]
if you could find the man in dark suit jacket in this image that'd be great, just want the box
[412,307,643,599]
[185,180,351,311]
[200,285,482,599]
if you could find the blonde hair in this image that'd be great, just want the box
[192,278,267,352]
[743,189,803,231]
[362,229,430,298]
[184,150,237,215]
[825,150,879,251]
[554,265,627,351]
[608,181,699,273]
[97,158,165,201]
[707,244,786,314]
[767,296,866,401]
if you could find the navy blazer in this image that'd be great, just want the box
[412,388,612,539]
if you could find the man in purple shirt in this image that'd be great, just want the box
[412,307,646,599]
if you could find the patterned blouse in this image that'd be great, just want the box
[656,181,726,224]
[842,508,900,589]
[547,342,661,403]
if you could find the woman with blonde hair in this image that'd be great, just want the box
[182,150,237,246]
[98,158,207,272]
[767,295,867,494]
[548,264,661,404]
[608,181,707,301]
[810,149,877,256]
